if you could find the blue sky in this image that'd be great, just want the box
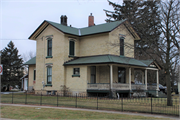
[0,0,122,61]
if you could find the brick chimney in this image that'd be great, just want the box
[60,15,67,26]
[88,13,94,27]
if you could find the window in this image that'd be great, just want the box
[33,69,36,81]
[69,40,75,56]
[90,66,96,83]
[120,37,124,56]
[47,39,52,56]
[72,68,80,77]
[47,67,52,84]
[118,67,126,83]
[74,68,79,75]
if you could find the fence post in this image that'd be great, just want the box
[12,92,13,104]
[76,93,77,108]
[97,93,98,110]
[57,92,58,107]
[25,91,27,104]
[121,94,123,111]
[40,92,42,106]
[151,95,152,114]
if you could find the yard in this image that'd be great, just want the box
[1,92,179,116]
[1,105,171,119]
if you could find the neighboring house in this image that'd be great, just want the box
[24,56,36,91]
[24,13,161,97]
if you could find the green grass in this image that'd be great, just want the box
[1,93,179,116]
[1,105,171,119]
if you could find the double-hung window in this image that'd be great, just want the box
[72,68,80,77]
[120,37,124,56]
[47,67,52,84]
[47,39,52,56]
[33,69,36,81]
[69,40,75,56]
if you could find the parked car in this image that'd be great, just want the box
[151,83,167,93]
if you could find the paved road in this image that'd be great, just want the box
[1,103,179,120]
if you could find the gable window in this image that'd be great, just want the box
[69,40,75,56]
[72,68,80,77]
[47,39,52,56]
[47,67,52,84]
[118,67,126,83]
[120,37,124,56]
[33,69,36,81]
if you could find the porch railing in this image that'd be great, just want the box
[87,83,109,90]
[87,83,157,90]
[131,84,146,90]
[147,85,157,90]
[113,83,129,90]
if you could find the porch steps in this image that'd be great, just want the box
[147,91,167,98]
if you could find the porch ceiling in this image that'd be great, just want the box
[64,55,151,67]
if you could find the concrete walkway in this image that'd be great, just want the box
[1,103,179,120]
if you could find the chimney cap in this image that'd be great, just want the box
[90,13,92,16]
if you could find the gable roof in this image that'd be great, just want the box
[64,55,148,67]
[140,59,162,70]
[29,19,140,40]
[24,56,36,65]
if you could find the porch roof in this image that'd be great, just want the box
[64,55,149,67]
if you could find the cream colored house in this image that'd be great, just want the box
[24,14,162,97]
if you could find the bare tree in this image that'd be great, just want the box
[22,51,36,74]
[157,0,180,106]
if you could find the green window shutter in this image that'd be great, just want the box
[69,41,75,56]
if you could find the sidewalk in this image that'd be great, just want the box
[1,103,179,120]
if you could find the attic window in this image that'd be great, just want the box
[120,37,124,56]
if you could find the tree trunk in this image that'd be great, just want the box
[166,70,172,106]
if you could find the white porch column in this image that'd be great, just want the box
[110,65,113,90]
[129,68,131,90]
[156,70,159,97]
[145,69,147,90]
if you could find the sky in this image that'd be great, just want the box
[0,0,122,61]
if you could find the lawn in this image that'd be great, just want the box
[1,105,171,119]
[1,93,179,116]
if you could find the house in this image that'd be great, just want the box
[24,13,161,97]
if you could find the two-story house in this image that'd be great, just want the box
[24,13,161,97]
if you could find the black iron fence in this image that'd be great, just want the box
[1,92,179,116]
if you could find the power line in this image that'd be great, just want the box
[0,39,30,40]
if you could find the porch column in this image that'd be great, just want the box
[110,65,113,90]
[129,68,131,90]
[145,69,147,90]
[156,70,159,97]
